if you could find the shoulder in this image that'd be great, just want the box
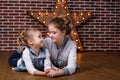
[67,37,76,46]
[22,46,30,56]
[44,37,51,43]
[44,37,52,48]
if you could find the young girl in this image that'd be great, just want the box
[8,29,51,76]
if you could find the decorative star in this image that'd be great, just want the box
[28,0,92,51]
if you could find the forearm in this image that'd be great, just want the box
[33,70,45,76]
[58,69,65,76]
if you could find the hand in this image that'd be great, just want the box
[46,69,65,77]
[45,67,59,74]
[45,68,55,74]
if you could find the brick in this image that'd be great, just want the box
[95,32,104,34]
[110,47,119,49]
[100,47,109,49]
[0,44,7,46]
[0,0,119,51]
[96,44,105,46]
[106,44,115,46]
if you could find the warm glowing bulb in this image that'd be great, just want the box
[80,13,83,16]
[46,12,48,16]
[73,33,76,35]
[31,13,33,15]
[76,40,78,42]
[67,13,69,16]
[37,17,39,19]
[39,13,41,16]
[53,13,56,16]
[88,13,90,16]
[77,21,79,24]
[74,13,76,16]
[43,21,45,23]
[78,47,80,49]
[64,7,67,9]
[82,17,85,20]
[47,32,49,35]
[56,6,58,8]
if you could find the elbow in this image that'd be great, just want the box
[27,70,35,76]
[64,65,76,75]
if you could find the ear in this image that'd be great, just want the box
[62,30,66,35]
[27,39,33,45]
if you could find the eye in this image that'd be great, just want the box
[38,35,42,38]
[49,31,56,34]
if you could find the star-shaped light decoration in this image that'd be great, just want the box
[28,0,92,51]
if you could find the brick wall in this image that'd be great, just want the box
[0,0,120,52]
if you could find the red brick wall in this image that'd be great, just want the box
[0,0,120,52]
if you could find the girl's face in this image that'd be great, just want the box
[48,23,65,43]
[31,31,44,48]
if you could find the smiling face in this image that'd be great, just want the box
[48,23,66,44]
[29,30,44,48]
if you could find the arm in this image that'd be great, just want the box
[63,42,77,75]
[22,48,45,76]
[44,49,52,71]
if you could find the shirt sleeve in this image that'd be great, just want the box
[44,48,52,71]
[63,42,77,75]
[22,48,36,75]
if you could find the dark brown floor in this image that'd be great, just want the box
[0,51,120,80]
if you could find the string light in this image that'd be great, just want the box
[46,12,48,16]
[47,32,49,35]
[53,13,56,16]
[76,21,79,24]
[88,13,91,16]
[37,17,39,19]
[67,13,69,16]
[31,13,33,15]
[80,13,83,16]
[74,13,76,16]
[64,7,67,9]
[76,39,78,42]
[78,47,80,49]
[43,21,45,23]
[82,17,85,20]
[39,13,41,16]
[73,32,76,35]
[55,6,58,9]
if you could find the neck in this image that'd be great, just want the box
[56,37,65,49]
[30,46,40,56]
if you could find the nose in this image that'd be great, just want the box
[49,33,53,38]
[40,37,44,41]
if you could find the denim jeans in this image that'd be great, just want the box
[8,50,22,67]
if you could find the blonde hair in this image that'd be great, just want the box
[17,29,40,52]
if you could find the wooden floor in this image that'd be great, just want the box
[0,51,120,80]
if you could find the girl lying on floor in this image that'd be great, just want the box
[8,29,51,76]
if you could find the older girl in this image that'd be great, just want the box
[44,17,77,77]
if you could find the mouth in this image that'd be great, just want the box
[51,38,55,40]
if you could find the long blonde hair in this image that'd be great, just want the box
[17,29,39,52]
